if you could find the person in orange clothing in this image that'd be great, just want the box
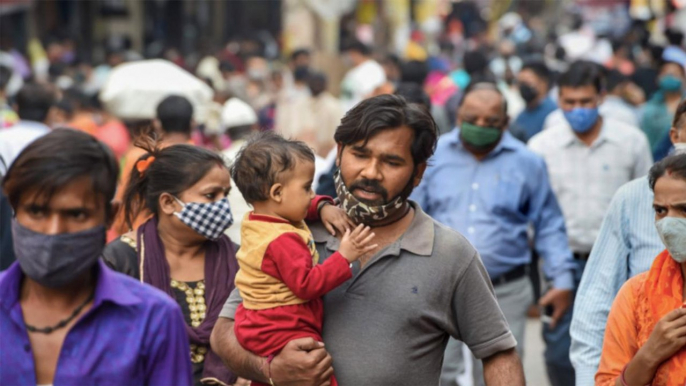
[596,153,686,386]
[231,132,377,386]
[110,95,196,238]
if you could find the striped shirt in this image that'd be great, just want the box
[568,177,663,386]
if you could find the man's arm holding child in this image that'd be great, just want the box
[211,318,334,386]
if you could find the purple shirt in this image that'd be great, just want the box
[0,260,193,386]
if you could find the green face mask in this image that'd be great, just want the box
[460,122,502,148]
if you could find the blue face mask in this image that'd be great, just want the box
[659,75,683,92]
[563,107,599,134]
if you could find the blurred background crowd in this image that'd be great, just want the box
[1,0,686,385]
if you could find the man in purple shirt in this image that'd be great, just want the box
[0,129,192,386]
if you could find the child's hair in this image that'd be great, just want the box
[231,132,315,204]
[123,129,226,228]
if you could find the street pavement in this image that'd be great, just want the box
[524,318,551,386]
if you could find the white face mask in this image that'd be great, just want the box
[656,217,686,263]
[673,142,686,154]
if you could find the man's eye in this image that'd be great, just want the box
[69,211,87,220]
[353,152,368,159]
[28,208,46,217]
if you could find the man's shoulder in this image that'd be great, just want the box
[428,218,478,266]
[604,118,644,139]
[612,176,652,206]
[528,124,566,151]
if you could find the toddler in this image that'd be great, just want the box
[231,132,376,386]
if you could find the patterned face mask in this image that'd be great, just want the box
[334,170,410,227]
[174,196,234,240]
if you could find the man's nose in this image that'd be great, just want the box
[359,159,383,181]
[44,215,68,235]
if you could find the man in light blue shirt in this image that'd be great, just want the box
[569,98,686,386]
[412,83,576,386]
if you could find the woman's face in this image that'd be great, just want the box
[177,165,232,205]
[159,164,232,242]
[653,174,686,221]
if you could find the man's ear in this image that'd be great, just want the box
[159,193,179,215]
[670,126,679,145]
[269,183,284,203]
[413,162,428,187]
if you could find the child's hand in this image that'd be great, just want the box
[320,203,356,236]
[339,224,378,263]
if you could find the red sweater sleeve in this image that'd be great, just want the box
[261,232,352,300]
[305,195,334,221]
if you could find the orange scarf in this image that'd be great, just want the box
[640,249,686,385]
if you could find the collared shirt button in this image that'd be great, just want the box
[472,183,479,190]
[469,205,476,212]
[467,227,475,234]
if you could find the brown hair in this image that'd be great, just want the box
[231,131,314,204]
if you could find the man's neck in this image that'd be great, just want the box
[665,91,683,104]
[574,116,603,147]
[161,133,191,146]
[20,271,95,310]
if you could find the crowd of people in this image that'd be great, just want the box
[1,7,686,386]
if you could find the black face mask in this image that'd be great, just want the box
[519,84,539,103]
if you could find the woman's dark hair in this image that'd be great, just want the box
[123,133,226,228]
[649,153,686,191]
[2,129,119,215]
[231,131,314,204]
[558,60,605,93]
[334,94,438,166]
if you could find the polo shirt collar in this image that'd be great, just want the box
[560,118,615,148]
[311,201,434,257]
[0,260,139,312]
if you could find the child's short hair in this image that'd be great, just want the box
[232,132,315,203]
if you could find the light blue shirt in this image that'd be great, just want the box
[569,177,663,386]
[412,129,575,289]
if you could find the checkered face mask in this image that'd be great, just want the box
[173,197,234,240]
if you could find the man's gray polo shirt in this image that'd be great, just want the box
[220,203,516,385]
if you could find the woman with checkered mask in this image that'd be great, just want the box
[101,135,246,386]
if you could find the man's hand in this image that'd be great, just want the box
[320,204,355,236]
[538,288,572,329]
[270,338,334,386]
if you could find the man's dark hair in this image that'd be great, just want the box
[463,50,489,76]
[334,94,437,166]
[2,129,119,216]
[343,39,371,56]
[0,65,11,92]
[666,28,684,47]
[293,66,310,83]
[394,82,431,111]
[649,153,686,191]
[606,70,628,93]
[156,95,193,136]
[400,60,429,85]
[123,138,226,227]
[231,132,315,204]
[15,82,57,122]
[558,60,605,93]
[521,60,551,85]
[290,49,310,62]
[219,61,235,73]
[673,99,686,128]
